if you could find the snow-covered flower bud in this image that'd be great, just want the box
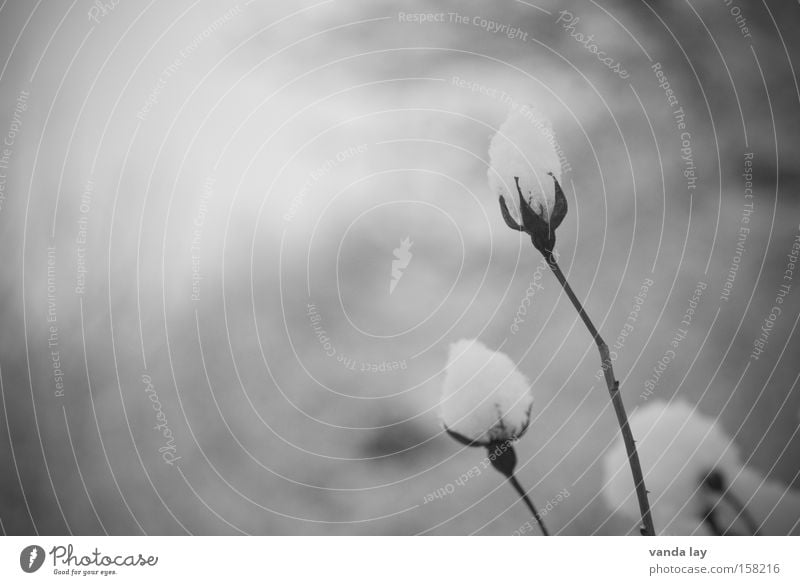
[602,400,755,535]
[440,339,534,447]
[489,107,567,255]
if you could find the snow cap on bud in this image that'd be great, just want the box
[489,107,567,255]
[602,400,742,535]
[440,339,534,447]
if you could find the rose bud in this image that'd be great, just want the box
[488,107,567,255]
[601,400,800,535]
[439,339,533,447]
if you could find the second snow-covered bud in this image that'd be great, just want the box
[440,339,534,447]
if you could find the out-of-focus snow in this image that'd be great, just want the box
[603,400,800,535]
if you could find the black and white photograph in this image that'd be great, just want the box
[0,0,799,581]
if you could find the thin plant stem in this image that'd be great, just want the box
[507,473,550,536]
[545,252,656,536]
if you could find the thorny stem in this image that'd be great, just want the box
[544,252,656,536]
[507,473,550,536]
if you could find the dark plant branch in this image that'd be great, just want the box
[498,173,654,535]
[507,473,550,536]
[489,442,550,536]
[544,253,656,536]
